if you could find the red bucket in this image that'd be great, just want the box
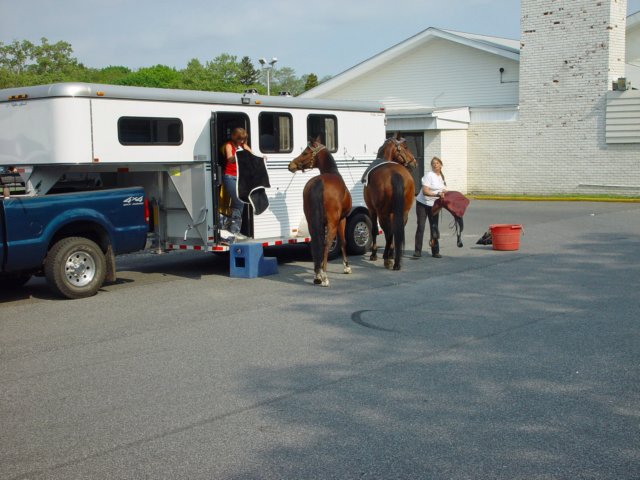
[490,224,523,251]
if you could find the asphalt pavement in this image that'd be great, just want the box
[1,200,639,479]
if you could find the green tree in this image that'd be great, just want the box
[116,64,181,88]
[180,59,212,90]
[238,56,260,87]
[29,38,78,75]
[0,38,86,87]
[91,65,132,84]
[271,67,304,96]
[303,73,319,92]
[0,40,35,74]
[205,53,243,92]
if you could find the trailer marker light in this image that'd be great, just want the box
[96,91,105,97]
[255,100,261,105]
[9,94,28,100]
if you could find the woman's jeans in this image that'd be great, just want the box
[414,201,440,255]
[222,175,244,234]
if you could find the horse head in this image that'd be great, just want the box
[288,137,327,173]
[379,133,417,170]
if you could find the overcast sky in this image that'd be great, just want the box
[2,0,640,78]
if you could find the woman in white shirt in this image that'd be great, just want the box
[414,156,447,258]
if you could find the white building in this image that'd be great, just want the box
[302,0,640,196]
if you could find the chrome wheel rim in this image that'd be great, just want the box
[64,250,96,287]
[353,221,370,247]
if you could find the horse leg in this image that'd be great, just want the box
[338,217,351,274]
[319,224,335,287]
[377,217,392,269]
[391,174,406,271]
[369,210,379,261]
[456,216,464,248]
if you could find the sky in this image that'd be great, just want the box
[2,0,640,79]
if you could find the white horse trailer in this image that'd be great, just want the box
[0,83,386,255]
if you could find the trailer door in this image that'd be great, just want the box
[210,112,253,239]
[210,113,222,242]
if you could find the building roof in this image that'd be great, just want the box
[303,14,639,98]
[302,27,519,98]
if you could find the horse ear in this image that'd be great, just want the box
[394,132,401,140]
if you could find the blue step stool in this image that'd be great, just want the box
[230,243,278,278]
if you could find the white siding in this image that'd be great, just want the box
[606,90,640,143]
[321,39,519,110]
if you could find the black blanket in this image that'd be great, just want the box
[236,150,271,215]
[361,158,389,185]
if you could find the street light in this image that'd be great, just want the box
[258,57,278,95]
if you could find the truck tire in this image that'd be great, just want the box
[45,236,106,299]
[346,212,372,255]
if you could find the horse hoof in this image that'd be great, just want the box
[321,280,330,287]
[313,278,322,285]
[369,255,377,261]
[384,260,393,269]
[344,266,352,274]
[457,240,463,248]
[393,264,401,271]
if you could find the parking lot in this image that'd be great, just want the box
[1,200,639,479]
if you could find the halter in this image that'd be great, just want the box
[297,142,326,171]
[387,138,412,167]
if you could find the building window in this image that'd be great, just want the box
[118,117,183,145]
[307,114,338,152]
[258,112,293,153]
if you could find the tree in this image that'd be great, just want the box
[86,65,131,84]
[303,73,319,92]
[238,56,260,87]
[205,53,243,92]
[116,65,181,88]
[0,40,35,74]
[0,38,85,87]
[180,59,212,90]
[271,67,304,96]
[30,38,78,75]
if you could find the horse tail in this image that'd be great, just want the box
[307,179,326,271]
[391,172,405,260]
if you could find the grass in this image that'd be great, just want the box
[468,194,640,202]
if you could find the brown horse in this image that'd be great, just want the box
[288,138,352,287]
[363,133,417,270]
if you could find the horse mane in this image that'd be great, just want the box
[321,151,341,176]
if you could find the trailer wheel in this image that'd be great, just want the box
[45,236,106,299]
[346,213,372,255]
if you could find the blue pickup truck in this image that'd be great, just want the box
[0,186,148,299]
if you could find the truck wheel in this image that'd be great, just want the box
[45,237,106,299]
[346,213,372,255]
[0,274,32,289]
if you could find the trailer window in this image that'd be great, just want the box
[118,117,183,145]
[307,115,337,152]
[258,112,293,153]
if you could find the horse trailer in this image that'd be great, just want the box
[0,83,387,256]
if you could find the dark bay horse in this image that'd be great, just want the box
[363,133,417,270]
[288,138,352,287]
